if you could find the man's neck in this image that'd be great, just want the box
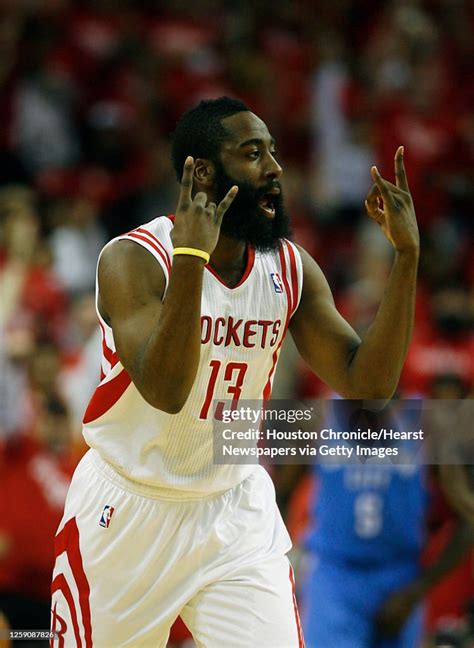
[209,234,248,287]
[210,234,247,272]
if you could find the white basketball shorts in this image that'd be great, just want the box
[50,450,305,647]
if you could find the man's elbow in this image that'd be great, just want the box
[345,346,400,400]
[341,383,397,401]
[139,387,188,415]
[149,394,187,415]
[361,387,396,401]
[160,399,186,415]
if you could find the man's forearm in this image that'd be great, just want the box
[138,256,205,412]
[348,249,418,399]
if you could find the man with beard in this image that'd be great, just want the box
[50,97,419,647]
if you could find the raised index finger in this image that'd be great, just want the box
[178,156,194,209]
[371,166,396,209]
[215,185,238,225]
[394,146,410,192]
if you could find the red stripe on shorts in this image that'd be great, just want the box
[50,601,66,648]
[289,564,305,648]
[51,574,81,646]
[53,518,93,647]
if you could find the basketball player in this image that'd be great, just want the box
[50,97,419,647]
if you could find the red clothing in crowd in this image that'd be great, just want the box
[0,437,76,601]
[401,331,474,396]
[0,254,67,346]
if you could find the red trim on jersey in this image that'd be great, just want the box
[83,367,132,424]
[99,321,118,370]
[126,232,171,274]
[262,243,293,400]
[165,214,175,223]
[286,242,299,315]
[135,227,171,269]
[52,518,92,648]
[51,574,80,646]
[289,564,305,647]
[262,348,279,401]
[206,245,255,289]
[278,244,294,314]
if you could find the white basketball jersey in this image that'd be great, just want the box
[82,216,303,497]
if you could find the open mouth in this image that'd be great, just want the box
[258,193,276,219]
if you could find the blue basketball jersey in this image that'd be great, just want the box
[305,460,429,564]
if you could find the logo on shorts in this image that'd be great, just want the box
[270,272,283,293]
[50,601,67,642]
[99,505,115,528]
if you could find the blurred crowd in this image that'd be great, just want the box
[0,0,472,646]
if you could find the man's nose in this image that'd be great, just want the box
[264,155,282,180]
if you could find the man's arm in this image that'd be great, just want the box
[99,242,204,414]
[98,157,237,414]
[290,147,419,399]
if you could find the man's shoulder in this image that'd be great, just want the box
[101,215,175,269]
[126,215,175,240]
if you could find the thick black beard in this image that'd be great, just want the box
[214,164,292,252]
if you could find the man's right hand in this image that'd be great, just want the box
[171,156,238,255]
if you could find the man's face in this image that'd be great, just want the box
[213,112,291,251]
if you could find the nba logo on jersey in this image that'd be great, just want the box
[99,505,115,528]
[270,272,283,293]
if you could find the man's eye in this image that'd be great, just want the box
[270,150,278,158]
[248,151,260,159]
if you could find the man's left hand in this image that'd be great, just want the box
[374,582,422,637]
[365,147,419,255]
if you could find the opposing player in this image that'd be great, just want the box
[50,97,419,647]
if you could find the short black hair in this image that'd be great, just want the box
[171,97,250,180]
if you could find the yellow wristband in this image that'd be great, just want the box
[173,247,210,265]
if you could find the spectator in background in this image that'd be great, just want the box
[309,31,373,226]
[48,188,107,296]
[0,341,27,443]
[0,186,67,444]
[0,185,67,345]
[9,16,80,176]
[0,395,78,648]
[104,138,178,237]
[26,340,65,421]
[59,292,102,441]
[401,286,474,396]
[367,2,453,229]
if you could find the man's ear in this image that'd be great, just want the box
[194,159,215,188]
